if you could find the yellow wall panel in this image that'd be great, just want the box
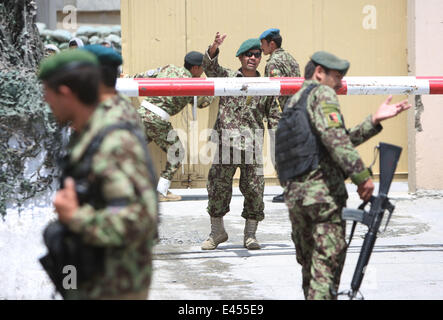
[121,0,408,187]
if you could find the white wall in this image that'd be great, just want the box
[408,0,443,190]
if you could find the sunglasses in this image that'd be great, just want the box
[244,50,262,58]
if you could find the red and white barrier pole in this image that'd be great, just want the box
[116,76,443,97]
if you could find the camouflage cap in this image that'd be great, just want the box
[184,51,204,66]
[236,38,261,57]
[259,28,280,40]
[38,49,99,80]
[82,44,122,66]
[311,51,350,76]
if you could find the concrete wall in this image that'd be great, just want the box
[408,0,443,191]
[55,0,121,30]
[55,0,120,11]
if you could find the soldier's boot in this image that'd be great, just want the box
[201,217,228,250]
[272,193,285,203]
[157,177,182,201]
[244,219,261,250]
[158,191,182,202]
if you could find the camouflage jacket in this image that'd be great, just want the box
[64,100,158,299]
[284,79,382,205]
[202,48,281,151]
[263,48,300,112]
[101,93,144,128]
[133,64,213,117]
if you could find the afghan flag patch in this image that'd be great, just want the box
[327,112,342,127]
[270,69,280,77]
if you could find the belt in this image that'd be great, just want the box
[141,100,170,122]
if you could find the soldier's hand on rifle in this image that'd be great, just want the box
[209,32,227,58]
[357,178,375,202]
[53,177,79,224]
[372,95,412,125]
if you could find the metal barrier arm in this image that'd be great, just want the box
[116,76,443,97]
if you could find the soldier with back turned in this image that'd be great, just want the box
[131,52,213,201]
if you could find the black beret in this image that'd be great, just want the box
[184,51,204,66]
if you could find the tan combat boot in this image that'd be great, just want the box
[201,217,228,250]
[244,219,261,250]
[158,191,182,202]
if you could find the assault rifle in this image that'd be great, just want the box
[340,142,402,300]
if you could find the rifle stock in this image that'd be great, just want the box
[341,142,402,299]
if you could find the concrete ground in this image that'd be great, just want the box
[149,182,443,300]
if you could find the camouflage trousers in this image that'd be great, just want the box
[207,147,265,221]
[284,182,347,300]
[139,109,184,181]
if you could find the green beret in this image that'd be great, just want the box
[236,38,261,57]
[311,51,350,76]
[184,51,204,66]
[82,44,122,66]
[38,49,98,80]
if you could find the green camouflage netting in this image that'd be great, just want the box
[0,0,65,217]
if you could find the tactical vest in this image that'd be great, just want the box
[40,122,158,298]
[59,122,158,209]
[275,84,324,183]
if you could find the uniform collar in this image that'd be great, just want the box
[68,102,108,163]
[302,79,321,87]
[236,68,261,78]
[267,48,284,62]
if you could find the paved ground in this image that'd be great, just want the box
[149,182,443,300]
[1,182,442,301]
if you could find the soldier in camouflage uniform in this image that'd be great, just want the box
[38,49,158,300]
[200,33,280,251]
[259,28,301,203]
[83,44,143,128]
[282,51,410,299]
[132,52,213,201]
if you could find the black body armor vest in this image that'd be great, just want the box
[275,84,324,183]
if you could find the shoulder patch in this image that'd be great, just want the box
[270,69,281,77]
[320,101,343,128]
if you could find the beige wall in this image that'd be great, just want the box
[408,0,443,190]
[121,0,409,188]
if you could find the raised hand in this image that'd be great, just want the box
[372,95,412,125]
[209,32,227,58]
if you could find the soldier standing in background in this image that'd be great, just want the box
[38,49,158,300]
[131,52,213,201]
[259,28,301,203]
[280,51,410,299]
[68,37,84,49]
[200,32,280,251]
[82,44,143,128]
[44,44,60,57]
